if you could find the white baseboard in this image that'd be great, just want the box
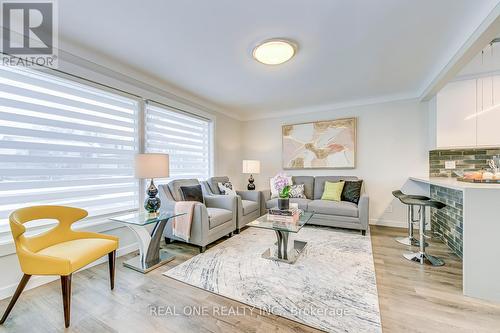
[0,242,138,301]
[369,218,406,228]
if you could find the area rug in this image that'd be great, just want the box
[163,226,381,333]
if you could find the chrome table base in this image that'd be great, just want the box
[124,217,175,273]
[262,230,307,264]
[124,249,175,273]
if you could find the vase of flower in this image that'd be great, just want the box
[274,173,291,211]
[278,197,289,210]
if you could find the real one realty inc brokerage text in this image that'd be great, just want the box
[149,305,350,317]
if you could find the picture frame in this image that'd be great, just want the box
[282,117,357,169]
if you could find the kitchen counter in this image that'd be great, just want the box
[408,176,500,303]
[410,176,500,190]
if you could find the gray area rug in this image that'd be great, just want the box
[164,226,381,333]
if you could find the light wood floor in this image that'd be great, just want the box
[1,226,500,333]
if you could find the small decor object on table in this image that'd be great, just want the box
[273,173,291,210]
[242,160,261,190]
[135,153,170,216]
[268,207,302,224]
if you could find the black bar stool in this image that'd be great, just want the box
[392,190,430,246]
[401,197,446,266]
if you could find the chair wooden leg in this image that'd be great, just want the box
[60,274,72,328]
[0,274,31,324]
[108,250,116,290]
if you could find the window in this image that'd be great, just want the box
[145,102,212,182]
[0,65,139,226]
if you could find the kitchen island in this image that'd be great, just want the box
[410,176,500,303]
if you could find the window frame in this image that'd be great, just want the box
[0,63,216,235]
[144,99,215,183]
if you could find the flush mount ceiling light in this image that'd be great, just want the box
[252,39,297,65]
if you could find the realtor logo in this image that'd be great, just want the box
[1,0,58,67]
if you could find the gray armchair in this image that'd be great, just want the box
[158,179,237,252]
[203,176,262,233]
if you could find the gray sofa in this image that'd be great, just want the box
[203,176,261,233]
[261,176,369,235]
[158,179,237,252]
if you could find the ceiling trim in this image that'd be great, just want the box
[241,92,419,121]
[56,39,244,121]
[419,3,500,101]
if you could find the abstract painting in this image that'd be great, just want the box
[282,117,356,169]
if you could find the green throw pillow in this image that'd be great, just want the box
[321,181,345,201]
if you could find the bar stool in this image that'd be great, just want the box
[392,190,430,246]
[402,198,446,266]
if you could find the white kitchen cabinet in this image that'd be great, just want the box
[436,79,477,148]
[476,75,500,146]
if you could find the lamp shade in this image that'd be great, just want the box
[242,160,261,174]
[134,153,169,179]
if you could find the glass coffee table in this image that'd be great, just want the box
[110,211,184,273]
[247,212,313,264]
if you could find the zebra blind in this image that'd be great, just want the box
[145,102,212,182]
[0,65,139,226]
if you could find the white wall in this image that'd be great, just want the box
[214,113,243,189]
[241,99,430,227]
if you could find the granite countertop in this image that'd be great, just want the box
[410,176,500,191]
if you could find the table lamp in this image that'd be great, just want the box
[135,153,169,214]
[242,160,260,190]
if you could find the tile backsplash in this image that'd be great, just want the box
[429,148,500,177]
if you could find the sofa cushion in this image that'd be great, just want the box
[308,200,359,217]
[207,207,232,229]
[168,179,200,201]
[314,176,359,199]
[291,176,314,199]
[241,200,259,215]
[266,198,311,210]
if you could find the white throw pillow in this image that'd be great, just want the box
[270,175,293,199]
[218,182,236,196]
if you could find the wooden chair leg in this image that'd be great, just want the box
[60,274,72,328]
[108,250,116,290]
[0,274,31,324]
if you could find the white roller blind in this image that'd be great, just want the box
[145,103,212,182]
[0,65,139,226]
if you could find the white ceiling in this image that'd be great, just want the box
[57,0,500,119]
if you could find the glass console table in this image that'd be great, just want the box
[110,211,184,273]
[247,212,313,264]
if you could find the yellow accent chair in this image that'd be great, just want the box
[0,206,119,328]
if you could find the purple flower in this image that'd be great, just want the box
[273,173,291,198]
